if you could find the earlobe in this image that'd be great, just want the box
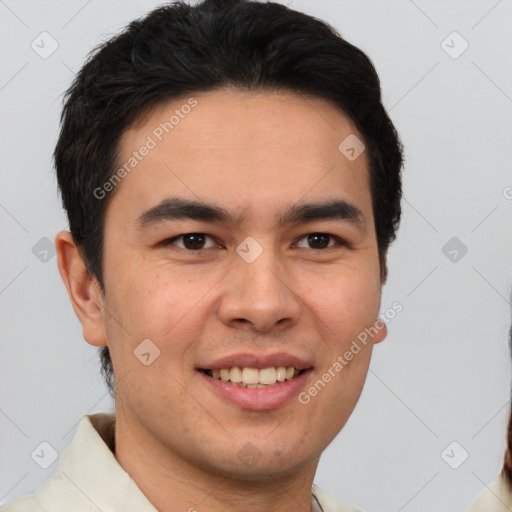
[372,318,388,344]
[55,231,108,347]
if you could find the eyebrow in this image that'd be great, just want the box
[135,197,366,232]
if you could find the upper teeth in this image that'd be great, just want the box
[210,366,298,387]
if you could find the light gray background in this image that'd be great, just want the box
[1,0,512,511]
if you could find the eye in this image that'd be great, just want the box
[296,233,345,250]
[163,233,218,250]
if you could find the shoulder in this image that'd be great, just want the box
[312,483,362,512]
[0,414,113,512]
[1,494,45,512]
[467,474,512,512]
[0,471,72,512]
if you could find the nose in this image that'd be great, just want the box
[217,245,302,333]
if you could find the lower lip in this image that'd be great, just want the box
[198,370,312,411]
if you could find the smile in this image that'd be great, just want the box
[201,366,305,388]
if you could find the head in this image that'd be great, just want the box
[55,0,403,480]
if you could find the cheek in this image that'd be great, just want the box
[300,265,382,339]
[105,262,216,352]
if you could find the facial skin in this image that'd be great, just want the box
[56,87,387,512]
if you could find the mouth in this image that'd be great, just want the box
[200,366,307,388]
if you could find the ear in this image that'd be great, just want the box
[372,319,388,345]
[380,252,388,285]
[55,231,107,347]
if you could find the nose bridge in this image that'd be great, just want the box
[242,248,284,297]
[238,239,287,302]
[219,238,301,331]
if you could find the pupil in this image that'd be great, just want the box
[309,233,329,249]
[184,234,205,250]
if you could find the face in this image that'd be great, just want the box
[86,87,386,479]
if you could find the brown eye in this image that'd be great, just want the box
[296,233,337,250]
[165,233,216,250]
[182,234,206,250]
[308,233,330,249]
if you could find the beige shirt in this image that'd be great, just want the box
[1,413,360,512]
[467,474,512,512]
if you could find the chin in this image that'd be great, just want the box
[201,445,316,483]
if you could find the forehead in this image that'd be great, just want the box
[109,87,372,228]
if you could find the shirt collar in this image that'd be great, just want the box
[41,412,351,512]
[37,412,159,512]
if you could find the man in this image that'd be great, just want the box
[2,0,403,510]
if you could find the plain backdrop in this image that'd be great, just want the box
[1,1,512,511]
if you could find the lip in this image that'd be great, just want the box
[198,368,313,411]
[197,351,313,371]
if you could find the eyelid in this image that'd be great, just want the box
[160,232,350,251]
[161,233,220,250]
[294,233,349,249]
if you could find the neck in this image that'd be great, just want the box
[113,405,320,512]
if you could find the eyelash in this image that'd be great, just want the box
[161,233,349,251]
